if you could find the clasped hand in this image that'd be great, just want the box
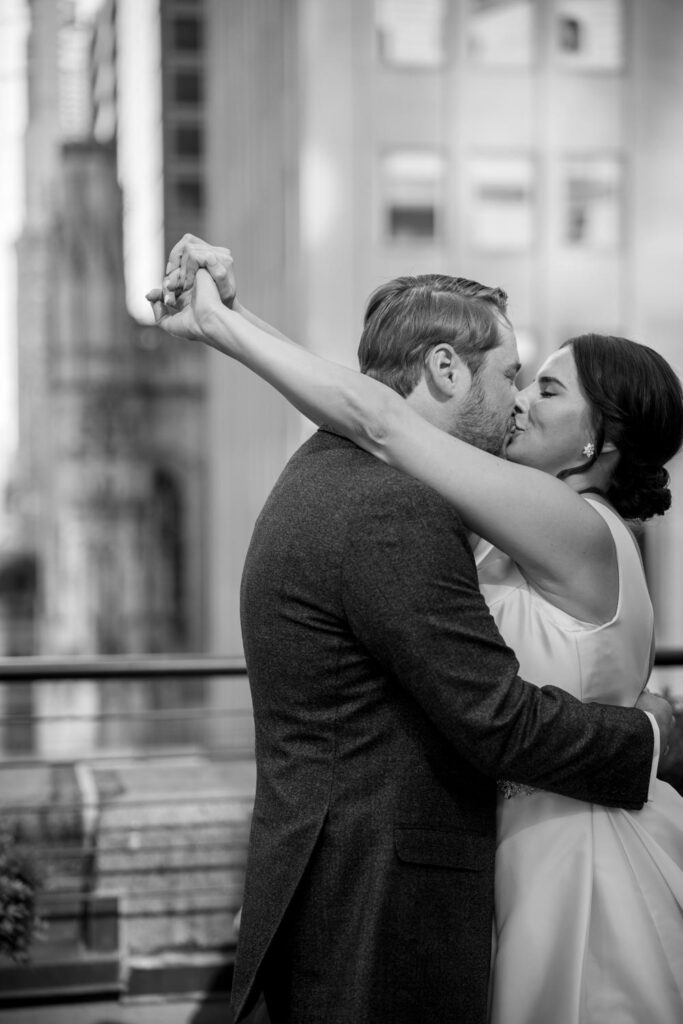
[146,234,236,342]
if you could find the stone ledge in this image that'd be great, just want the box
[0,950,237,1008]
[0,955,122,1006]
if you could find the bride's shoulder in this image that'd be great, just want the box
[514,494,620,625]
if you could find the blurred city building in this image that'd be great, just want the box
[1,0,683,1004]
[4,0,683,747]
[5,0,211,753]
[201,0,683,671]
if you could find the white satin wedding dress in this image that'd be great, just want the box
[475,498,683,1024]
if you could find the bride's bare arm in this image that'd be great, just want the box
[174,270,615,622]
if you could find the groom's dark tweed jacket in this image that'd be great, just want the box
[232,428,653,1024]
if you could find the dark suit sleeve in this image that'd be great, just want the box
[341,477,653,810]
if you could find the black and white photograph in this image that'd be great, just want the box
[0,2,682,1022]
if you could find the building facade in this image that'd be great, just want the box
[8,0,683,715]
[7,0,210,752]
[202,0,683,673]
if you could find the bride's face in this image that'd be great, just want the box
[506,346,595,475]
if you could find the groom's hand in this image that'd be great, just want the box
[636,689,675,763]
[162,233,237,308]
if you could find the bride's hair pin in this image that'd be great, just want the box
[582,442,596,459]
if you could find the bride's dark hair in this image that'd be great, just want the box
[562,334,683,520]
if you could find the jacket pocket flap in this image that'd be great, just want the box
[394,827,489,871]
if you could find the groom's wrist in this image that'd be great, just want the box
[643,711,660,798]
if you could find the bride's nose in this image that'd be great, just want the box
[514,389,530,415]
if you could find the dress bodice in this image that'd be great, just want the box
[474,499,654,708]
[480,499,683,1024]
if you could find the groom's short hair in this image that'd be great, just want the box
[358,274,510,397]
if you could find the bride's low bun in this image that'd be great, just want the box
[609,463,671,521]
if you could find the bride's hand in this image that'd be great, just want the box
[146,268,224,344]
[162,233,237,309]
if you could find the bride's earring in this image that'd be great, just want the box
[582,442,596,459]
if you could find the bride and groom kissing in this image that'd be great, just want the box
[148,237,683,1024]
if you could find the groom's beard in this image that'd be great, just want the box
[454,378,511,457]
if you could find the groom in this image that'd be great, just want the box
[152,238,671,1024]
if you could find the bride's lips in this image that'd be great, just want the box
[506,422,524,447]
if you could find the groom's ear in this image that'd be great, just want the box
[424,344,472,399]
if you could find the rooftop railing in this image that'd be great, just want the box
[0,650,681,1013]
[0,655,255,1009]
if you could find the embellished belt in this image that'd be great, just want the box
[497,780,536,799]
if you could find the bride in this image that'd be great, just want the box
[148,242,683,1024]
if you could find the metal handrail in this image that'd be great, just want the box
[653,648,683,667]
[2,745,254,768]
[0,648,680,678]
[0,650,680,1006]
[0,654,248,679]
[14,837,250,858]
[0,657,253,1006]
[0,705,253,724]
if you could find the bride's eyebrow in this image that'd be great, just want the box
[538,374,566,390]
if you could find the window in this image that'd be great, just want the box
[468,155,535,250]
[93,103,116,144]
[380,149,445,242]
[375,0,447,68]
[173,16,202,51]
[467,0,536,68]
[175,177,204,211]
[562,157,622,248]
[555,0,624,71]
[174,71,202,105]
[175,125,202,158]
[150,468,186,645]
